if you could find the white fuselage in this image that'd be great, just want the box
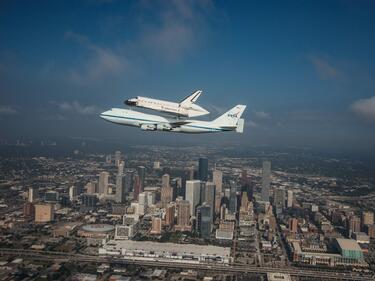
[125,97,209,117]
[100,108,230,134]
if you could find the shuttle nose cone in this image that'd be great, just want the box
[124,98,137,106]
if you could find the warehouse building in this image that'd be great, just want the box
[99,240,232,264]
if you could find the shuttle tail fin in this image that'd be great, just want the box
[179,90,202,108]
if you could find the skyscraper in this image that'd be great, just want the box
[228,180,237,214]
[212,169,223,214]
[348,215,361,236]
[198,157,208,181]
[138,192,148,215]
[287,189,294,208]
[274,188,285,215]
[115,174,126,203]
[203,181,215,219]
[28,187,37,203]
[150,217,162,235]
[362,211,374,228]
[165,204,175,226]
[185,180,201,216]
[261,161,271,202]
[289,218,298,233]
[197,202,212,239]
[115,150,121,166]
[137,166,146,191]
[99,171,109,195]
[175,199,191,231]
[69,186,77,201]
[162,174,170,188]
[118,160,124,175]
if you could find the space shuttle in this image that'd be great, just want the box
[124,90,209,118]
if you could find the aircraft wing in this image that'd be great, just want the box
[169,120,192,127]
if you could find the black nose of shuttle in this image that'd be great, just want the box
[124,99,137,106]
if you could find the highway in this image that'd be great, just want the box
[0,248,373,281]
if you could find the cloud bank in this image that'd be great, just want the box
[350,96,375,121]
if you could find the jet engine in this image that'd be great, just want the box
[140,124,156,131]
[156,123,172,131]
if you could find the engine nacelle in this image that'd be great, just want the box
[140,124,156,131]
[156,123,172,131]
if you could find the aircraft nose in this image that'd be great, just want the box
[124,98,137,106]
[100,110,111,120]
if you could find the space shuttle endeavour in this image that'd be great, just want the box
[124,90,209,117]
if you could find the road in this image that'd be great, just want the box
[0,248,373,281]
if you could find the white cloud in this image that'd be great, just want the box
[58,101,101,115]
[248,120,259,128]
[253,110,270,119]
[138,0,214,62]
[65,31,127,83]
[350,96,375,121]
[0,106,18,115]
[307,55,340,80]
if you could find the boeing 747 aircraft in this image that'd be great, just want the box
[100,105,246,134]
[124,90,209,118]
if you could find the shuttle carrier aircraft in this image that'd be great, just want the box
[124,90,209,117]
[100,105,246,134]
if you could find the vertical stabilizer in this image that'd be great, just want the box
[213,105,246,127]
[180,90,202,108]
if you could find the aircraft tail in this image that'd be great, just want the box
[213,105,246,125]
[180,90,202,108]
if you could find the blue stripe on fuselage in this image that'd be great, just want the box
[100,114,231,131]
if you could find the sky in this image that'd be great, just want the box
[0,0,375,153]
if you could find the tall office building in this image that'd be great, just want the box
[137,166,146,191]
[23,202,35,218]
[240,191,249,212]
[35,204,54,223]
[28,187,37,203]
[44,191,59,203]
[138,192,148,215]
[348,215,361,236]
[228,180,237,214]
[115,150,121,166]
[161,186,173,207]
[171,177,182,200]
[99,171,109,195]
[185,180,201,216]
[115,174,126,203]
[197,202,212,238]
[133,175,141,200]
[118,161,124,175]
[175,200,191,231]
[85,182,96,194]
[162,174,170,188]
[289,218,298,233]
[274,188,285,215]
[69,186,77,201]
[81,194,98,210]
[362,211,374,228]
[198,157,208,181]
[287,189,294,208]
[212,169,223,213]
[261,161,271,202]
[165,204,175,226]
[203,181,215,219]
[150,217,162,235]
[161,174,172,207]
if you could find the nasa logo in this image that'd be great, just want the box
[228,111,240,118]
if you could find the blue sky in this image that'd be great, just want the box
[0,0,375,152]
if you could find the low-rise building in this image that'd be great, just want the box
[99,240,232,264]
